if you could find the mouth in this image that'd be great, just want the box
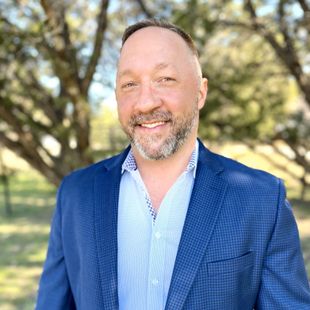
[139,121,166,129]
[130,111,173,131]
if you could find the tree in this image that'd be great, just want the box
[136,0,310,197]
[215,0,310,196]
[1,0,309,195]
[0,0,109,186]
[240,0,310,107]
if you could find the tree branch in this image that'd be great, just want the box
[135,0,154,18]
[244,0,257,19]
[278,0,302,79]
[242,0,310,106]
[246,142,301,182]
[40,0,80,92]
[1,95,83,179]
[82,0,109,94]
[39,1,94,157]
[0,100,25,135]
[297,0,310,13]
[0,95,51,135]
[218,20,252,28]
[25,71,65,125]
[279,140,310,170]
[0,95,61,170]
[0,131,61,186]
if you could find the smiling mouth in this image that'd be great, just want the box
[131,111,172,129]
[140,121,166,129]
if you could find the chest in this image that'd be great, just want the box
[144,179,173,211]
[117,172,194,309]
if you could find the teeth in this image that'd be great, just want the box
[141,121,165,128]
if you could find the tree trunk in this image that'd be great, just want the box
[300,171,309,201]
[0,151,12,216]
[1,173,12,216]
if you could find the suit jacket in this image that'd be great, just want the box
[36,141,310,309]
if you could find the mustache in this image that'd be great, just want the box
[129,110,173,126]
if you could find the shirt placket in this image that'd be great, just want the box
[146,207,169,310]
[120,143,198,309]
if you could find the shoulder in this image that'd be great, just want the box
[199,142,283,192]
[198,142,287,223]
[60,147,129,192]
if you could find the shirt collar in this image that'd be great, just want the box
[121,140,199,178]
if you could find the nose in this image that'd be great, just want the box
[134,82,162,113]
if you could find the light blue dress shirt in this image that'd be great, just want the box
[118,141,199,310]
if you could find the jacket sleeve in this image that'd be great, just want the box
[255,179,310,309]
[35,179,76,309]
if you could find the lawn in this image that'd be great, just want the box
[0,159,309,309]
[0,171,55,310]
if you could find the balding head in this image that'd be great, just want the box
[121,19,199,58]
[117,25,203,88]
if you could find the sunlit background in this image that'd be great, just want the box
[0,0,309,309]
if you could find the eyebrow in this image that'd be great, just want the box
[154,62,171,71]
[118,62,174,79]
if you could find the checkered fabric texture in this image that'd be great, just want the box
[122,148,198,223]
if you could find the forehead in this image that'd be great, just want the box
[117,27,195,74]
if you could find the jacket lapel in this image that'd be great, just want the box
[165,143,228,310]
[93,148,129,309]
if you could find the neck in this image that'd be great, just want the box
[131,136,197,211]
[132,137,197,181]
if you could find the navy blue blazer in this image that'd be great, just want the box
[36,142,310,309]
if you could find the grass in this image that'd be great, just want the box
[0,153,309,309]
[0,171,55,310]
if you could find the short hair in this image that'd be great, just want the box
[121,19,199,57]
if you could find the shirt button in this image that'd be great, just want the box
[155,232,161,239]
[152,279,159,286]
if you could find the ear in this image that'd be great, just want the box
[198,78,208,110]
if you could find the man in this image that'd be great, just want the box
[36,19,310,309]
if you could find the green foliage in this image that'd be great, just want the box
[199,32,291,142]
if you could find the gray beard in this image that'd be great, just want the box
[125,106,199,161]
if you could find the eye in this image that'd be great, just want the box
[121,81,137,89]
[158,77,175,83]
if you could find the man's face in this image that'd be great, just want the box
[116,27,208,160]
